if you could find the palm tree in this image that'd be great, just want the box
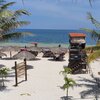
[60,67,76,100]
[82,13,100,45]
[0,67,9,87]
[0,2,31,41]
[81,12,100,62]
[61,77,76,100]
[88,50,100,63]
[60,67,72,77]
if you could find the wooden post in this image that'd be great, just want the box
[24,59,27,81]
[15,61,18,86]
[10,51,12,58]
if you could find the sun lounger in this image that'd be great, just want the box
[42,48,54,57]
[53,53,65,61]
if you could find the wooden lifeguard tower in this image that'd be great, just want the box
[68,33,87,74]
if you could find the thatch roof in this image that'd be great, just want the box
[13,51,35,60]
[28,46,41,52]
[1,46,20,52]
[50,47,67,54]
[0,52,7,57]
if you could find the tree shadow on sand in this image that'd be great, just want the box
[0,64,5,68]
[61,96,73,100]
[11,65,34,70]
[48,58,66,62]
[0,79,11,91]
[78,75,100,100]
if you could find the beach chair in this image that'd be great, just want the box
[42,48,54,57]
[53,53,65,61]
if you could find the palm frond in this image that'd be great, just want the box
[10,9,30,21]
[0,32,32,41]
[81,28,99,41]
[1,21,30,33]
[62,77,76,90]
[0,10,13,18]
[14,9,30,16]
[85,46,100,51]
[81,28,93,33]
[0,2,31,41]
[0,2,15,11]
[87,12,100,29]
[88,0,94,7]
[59,67,72,77]
[88,50,100,63]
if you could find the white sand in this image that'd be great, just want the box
[0,52,100,100]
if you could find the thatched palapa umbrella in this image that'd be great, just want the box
[1,46,20,58]
[27,46,42,56]
[50,47,67,60]
[0,52,7,58]
[28,46,41,52]
[13,50,35,60]
[50,47,67,54]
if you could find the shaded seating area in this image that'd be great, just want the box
[0,52,7,59]
[0,45,67,61]
[12,46,42,60]
[28,46,42,57]
[53,52,65,61]
[42,48,54,57]
[0,46,20,58]
[13,49,36,60]
[50,47,67,61]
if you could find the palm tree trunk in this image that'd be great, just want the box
[2,75,5,87]
[66,88,68,100]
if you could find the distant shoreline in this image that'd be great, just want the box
[0,42,94,47]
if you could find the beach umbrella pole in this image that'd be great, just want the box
[10,51,12,58]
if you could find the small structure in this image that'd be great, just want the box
[69,33,86,49]
[15,59,27,86]
[68,33,87,74]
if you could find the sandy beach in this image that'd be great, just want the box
[0,51,100,100]
[0,0,100,99]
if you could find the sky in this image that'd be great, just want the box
[7,0,100,29]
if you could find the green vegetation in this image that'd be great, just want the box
[85,46,100,62]
[85,46,100,51]
[82,12,100,45]
[0,2,31,41]
[81,12,100,62]
[59,67,72,77]
[0,67,9,87]
[88,50,100,63]
[60,67,76,100]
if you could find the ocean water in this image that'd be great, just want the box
[0,29,96,47]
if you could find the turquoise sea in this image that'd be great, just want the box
[0,29,96,47]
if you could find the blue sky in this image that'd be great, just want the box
[7,0,100,29]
